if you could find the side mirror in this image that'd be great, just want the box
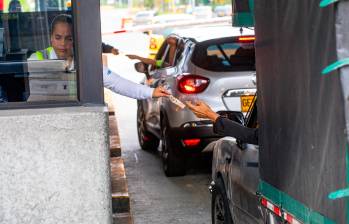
[134,62,151,80]
[134,62,147,73]
[217,111,244,125]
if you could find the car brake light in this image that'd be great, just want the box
[238,36,255,43]
[182,139,201,147]
[177,74,210,94]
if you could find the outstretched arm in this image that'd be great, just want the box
[186,101,220,122]
[213,117,258,145]
[103,67,169,100]
[186,100,258,144]
[126,54,157,66]
[102,43,119,55]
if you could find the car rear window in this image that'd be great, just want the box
[191,37,255,72]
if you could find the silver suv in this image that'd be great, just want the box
[136,25,256,176]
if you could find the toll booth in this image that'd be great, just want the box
[0,0,112,223]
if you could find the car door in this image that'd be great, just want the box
[238,143,261,223]
[221,139,244,223]
[144,42,170,131]
[228,98,262,223]
[146,37,181,131]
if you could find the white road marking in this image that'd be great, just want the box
[134,153,139,163]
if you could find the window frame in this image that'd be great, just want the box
[0,0,104,109]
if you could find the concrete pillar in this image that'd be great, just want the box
[0,106,112,224]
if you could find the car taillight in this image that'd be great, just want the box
[238,36,255,43]
[182,139,201,147]
[177,74,210,94]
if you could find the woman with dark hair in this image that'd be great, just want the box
[29,14,169,100]
[29,14,73,63]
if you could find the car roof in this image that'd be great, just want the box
[171,25,255,42]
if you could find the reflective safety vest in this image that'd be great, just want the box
[34,47,54,60]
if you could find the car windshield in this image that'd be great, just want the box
[191,37,255,72]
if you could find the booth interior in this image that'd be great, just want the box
[0,10,76,103]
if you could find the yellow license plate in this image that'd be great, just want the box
[240,95,255,112]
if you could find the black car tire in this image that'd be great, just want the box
[161,116,186,177]
[212,177,233,224]
[137,104,160,151]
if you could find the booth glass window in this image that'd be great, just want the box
[0,0,77,104]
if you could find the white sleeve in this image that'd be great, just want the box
[103,66,154,100]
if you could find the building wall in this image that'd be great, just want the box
[0,106,112,224]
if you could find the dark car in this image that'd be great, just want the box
[209,99,284,223]
[208,98,279,224]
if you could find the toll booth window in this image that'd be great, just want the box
[0,0,76,104]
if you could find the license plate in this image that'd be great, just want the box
[240,95,255,112]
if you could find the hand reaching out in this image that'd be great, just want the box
[152,86,170,98]
[126,54,140,60]
[126,54,157,66]
[111,48,119,55]
[185,100,219,122]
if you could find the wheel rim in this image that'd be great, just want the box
[214,193,226,224]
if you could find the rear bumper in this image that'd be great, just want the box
[168,121,221,153]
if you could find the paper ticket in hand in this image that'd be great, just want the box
[169,95,186,109]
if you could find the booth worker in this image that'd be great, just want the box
[29,14,169,100]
